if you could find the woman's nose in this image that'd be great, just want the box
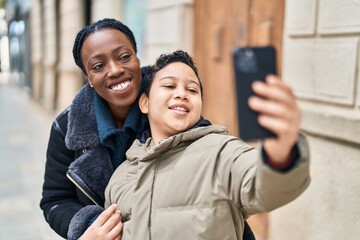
[108,61,124,77]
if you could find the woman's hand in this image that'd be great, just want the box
[248,75,301,163]
[79,204,122,240]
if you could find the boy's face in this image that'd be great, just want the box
[140,62,202,144]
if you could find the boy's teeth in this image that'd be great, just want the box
[173,107,187,112]
[110,80,130,91]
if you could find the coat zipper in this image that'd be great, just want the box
[148,157,161,240]
[66,172,100,206]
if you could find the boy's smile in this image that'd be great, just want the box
[140,62,202,144]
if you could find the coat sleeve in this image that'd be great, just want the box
[216,134,311,216]
[39,109,83,238]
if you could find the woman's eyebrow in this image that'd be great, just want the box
[86,46,128,64]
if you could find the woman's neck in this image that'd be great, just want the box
[109,104,132,129]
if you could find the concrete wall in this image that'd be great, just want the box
[269,0,360,239]
[30,0,84,114]
[30,0,43,102]
[42,0,57,111]
[146,0,194,63]
[91,0,123,21]
[56,0,85,113]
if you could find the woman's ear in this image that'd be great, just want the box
[87,77,94,88]
[139,93,149,114]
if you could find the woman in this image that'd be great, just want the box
[40,18,149,240]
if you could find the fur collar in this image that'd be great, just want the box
[65,84,99,150]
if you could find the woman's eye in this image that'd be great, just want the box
[93,63,104,71]
[119,54,131,61]
[163,84,175,88]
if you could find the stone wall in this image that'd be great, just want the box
[146,0,194,63]
[269,1,360,239]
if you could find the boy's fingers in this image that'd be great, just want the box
[108,221,122,240]
[252,76,295,106]
[258,114,299,136]
[103,210,121,231]
[248,96,292,118]
[92,204,118,227]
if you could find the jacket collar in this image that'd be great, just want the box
[127,123,228,162]
[139,118,212,144]
[65,84,99,150]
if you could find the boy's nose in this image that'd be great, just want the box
[176,88,188,100]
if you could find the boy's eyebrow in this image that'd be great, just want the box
[159,76,200,86]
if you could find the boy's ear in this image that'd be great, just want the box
[139,93,149,114]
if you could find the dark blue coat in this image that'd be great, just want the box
[40,82,148,239]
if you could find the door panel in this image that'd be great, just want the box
[194,0,284,135]
[194,1,285,239]
[194,0,249,136]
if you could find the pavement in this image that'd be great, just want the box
[0,82,63,239]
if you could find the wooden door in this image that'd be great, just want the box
[193,0,285,239]
[194,0,284,135]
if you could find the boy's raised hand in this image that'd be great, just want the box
[248,75,301,163]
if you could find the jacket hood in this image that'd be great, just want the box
[126,124,229,162]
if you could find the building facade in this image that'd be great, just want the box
[271,1,360,239]
[4,0,360,239]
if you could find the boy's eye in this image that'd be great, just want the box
[163,84,175,88]
[188,88,198,93]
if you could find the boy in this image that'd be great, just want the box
[105,50,310,239]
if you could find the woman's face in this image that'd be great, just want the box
[81,28,141,116]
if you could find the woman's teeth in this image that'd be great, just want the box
[110,80,131,91]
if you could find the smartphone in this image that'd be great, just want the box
[233,45,277,141]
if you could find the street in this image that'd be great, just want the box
[0,82,62,240]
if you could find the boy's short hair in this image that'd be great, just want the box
[143,50,203,97]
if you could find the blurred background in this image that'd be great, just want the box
[0,0,359,239]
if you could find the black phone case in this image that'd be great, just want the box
[233,46,277,141]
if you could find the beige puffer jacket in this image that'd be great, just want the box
[105,125,310,240]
